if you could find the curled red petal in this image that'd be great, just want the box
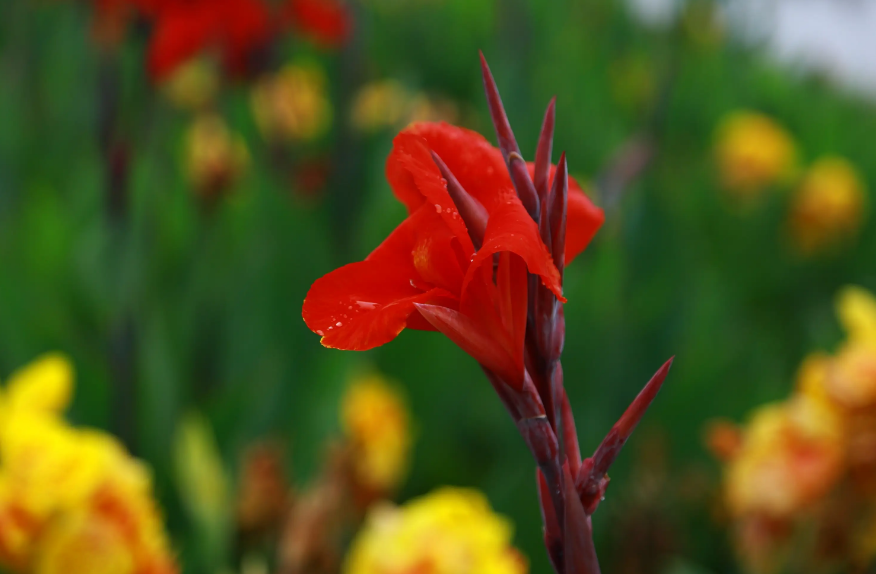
[565,184,604,265]
[462,199,564,302]
[391,122,517,214]
[386,132,476,255]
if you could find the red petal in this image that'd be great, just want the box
[302,205,459,350]
[528,163,604,266]
[386,132,476,255]
[389,122,518,215]
[452,255,528,388]
[284,0,351,47]
[462,199,564,302]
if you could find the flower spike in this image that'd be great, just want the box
[549,152,569,275]
[534,97,557,201]
[563,464,602,574]
[577,357,674,513]
[479,51,540,220]
[430,151,489,249]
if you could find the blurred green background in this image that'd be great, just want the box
[2,0,876,572]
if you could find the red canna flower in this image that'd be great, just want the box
[302,121,604,387]
[303,52,673,574]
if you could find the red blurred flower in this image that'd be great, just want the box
[282,0,351,48]
[88,0,351,81]
[146,0,271,81]
[302,122,603,388]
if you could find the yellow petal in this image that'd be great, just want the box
[5,353,73,415]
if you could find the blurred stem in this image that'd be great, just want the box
[98,47,138,453]
[325,2,366,261]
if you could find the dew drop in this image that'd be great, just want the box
[336,321,343,327]
[356,300,379,311]
[316,330,324,336]
[434,204,442,213]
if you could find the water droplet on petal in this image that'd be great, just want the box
[356,300,379,311]
[434,204,442,213]
[336,321,343,327]
[316,330,324,336]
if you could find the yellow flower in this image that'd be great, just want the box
[341,374,411,492]
[0,354,178,574]
[724,394,844,519]
[184,114,250,198]
[161,57,219,111]
[789,157,867,253]
[714,111,796,198]
[344,487,527,574]
[251,64,332,142]
[350,80,411,133]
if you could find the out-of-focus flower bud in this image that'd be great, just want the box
[251,65,332,142]
[714,111,796,198]
[184,114,250,200]
[173,413,231,554]
[161,57,220,111]
[789,156,867,254]
[343,488,528,574]
[237,442,290,536]
[340,374,411,495]
[704,419,742,462]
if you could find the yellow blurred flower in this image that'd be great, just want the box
[809,287,876,411]
[837,286,876,345]
[161,58,220,111]
[343,487,527,574]
[350,80,459,133]
[341,374,411,492]
[2,352,71,415]
[184,114,250,198]
[251,64,332,142]
[406,94,460,126]
[724,394,844,519]
[0,354,177,574]
[350,80,411,133]
[714,111,796,198]
[789,157,867,254]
